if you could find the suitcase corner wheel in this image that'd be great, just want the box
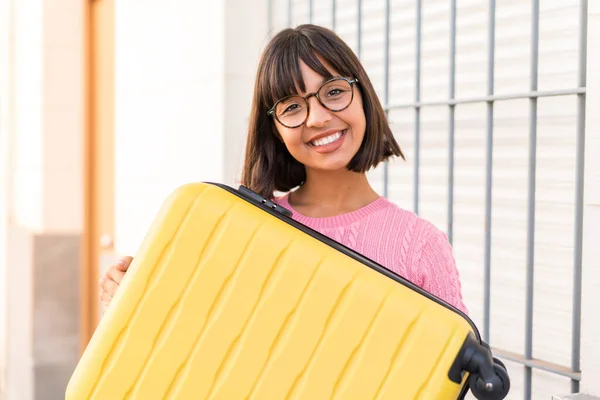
[451,332,510,400]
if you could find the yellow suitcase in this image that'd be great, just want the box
[66,182,510,400]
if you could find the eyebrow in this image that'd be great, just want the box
[299,76,339,96]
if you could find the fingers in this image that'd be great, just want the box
[98,274,118,308]
[98,272,121,308]
[106,265,126,285]
[106,256,132,284]
[99,287,112,307]
[98,256,133,307]
[99,274,120,296]
[115,256,133,272]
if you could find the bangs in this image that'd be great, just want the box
[264,29,356,107]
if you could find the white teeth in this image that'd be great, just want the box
[311,131,343,147]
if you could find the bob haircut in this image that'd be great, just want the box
[241,24,404,199]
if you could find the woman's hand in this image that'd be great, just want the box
[99,256,133,307]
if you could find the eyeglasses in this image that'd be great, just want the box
[267,77,359,128]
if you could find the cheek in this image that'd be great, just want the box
[346,104,366,138]
[277,127,305,152]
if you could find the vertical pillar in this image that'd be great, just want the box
[580,0,600,395]
[3,0,84,398]
[0,0,12,394]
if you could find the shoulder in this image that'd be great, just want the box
[379,200,445,255]
[380,200,455,268]
[362,201,465,311]
[377,199,437,230]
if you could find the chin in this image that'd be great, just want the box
[298,144,362,172]
[310,157,355,172]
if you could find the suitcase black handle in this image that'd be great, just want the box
[237,185,293,218]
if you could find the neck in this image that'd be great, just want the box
[288,168,380,217]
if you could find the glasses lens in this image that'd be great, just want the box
[275,96,308,127]
[319,79,353,111]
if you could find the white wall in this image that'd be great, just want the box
[113,0,268,256]
[10,0,43,231]
[223,0,270,186]
[113,0,227,255]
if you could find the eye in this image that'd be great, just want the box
[282,103,301,114]
[326,88,347,98]
[283,104,300,114]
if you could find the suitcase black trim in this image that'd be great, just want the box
[208,182,482,342]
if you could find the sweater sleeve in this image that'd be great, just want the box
[418,227,469,315]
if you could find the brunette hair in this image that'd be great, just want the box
[241,24,404,198]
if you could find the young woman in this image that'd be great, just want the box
[99,24,468,315]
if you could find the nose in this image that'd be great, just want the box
[305,96,332,128]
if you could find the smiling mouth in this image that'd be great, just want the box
[309,129,347,147]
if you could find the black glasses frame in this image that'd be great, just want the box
[267,77,359,128]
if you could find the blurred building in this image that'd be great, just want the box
[0,0,598,399]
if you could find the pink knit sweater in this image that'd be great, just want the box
[274,194,468,315]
